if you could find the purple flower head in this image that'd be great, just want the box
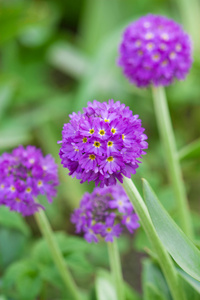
[71,184,140,243]
[59,100,148,187]
[118,14,192,87]
[0,145,59,216]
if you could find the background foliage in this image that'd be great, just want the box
[0,0,200,299]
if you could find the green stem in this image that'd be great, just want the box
[35,209,81,300]
[107,239,125,300]
[123,177,185,300]
[152,86,193,238]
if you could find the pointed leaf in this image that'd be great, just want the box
[179,138,200,161]
[177,268,200,293]
[142,259,171,300]
[143,179,200,282]
[95,270,117,300]
[145,283,166,300]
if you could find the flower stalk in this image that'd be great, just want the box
[107,239,125,300]
[152,86,193,238]
[35,208,81,300]
[123,177,185,300]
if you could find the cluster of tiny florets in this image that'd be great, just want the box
[59,99,148,187]
[118,14,192,87]
[71,184,140,243]
[0,145,59,216]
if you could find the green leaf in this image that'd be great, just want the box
[179,138,200,161]
[2,259,42,300]
[142,259,171,300]
[177,268,200,294]
[0,128,30,150]
[65,252,93,273]
[0,4,28,45]
[143,179,200,281]
[32,232,90,268]
[2,93,72,132]
[0,229,27,267]
[124,282,142,300]
[145,283,166,300]
[95,257,141,300]
[95,269,117,300]
[0,206,30,236]
[16,275,42,300]
[0,79,16,120]
[39,264,64,289]
[47,41,90,79]
[178,271,200,300]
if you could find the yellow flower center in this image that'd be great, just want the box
[74,148,79,152]
[107,156,114,162]
[111,128,116,134]
[118,200,123,206]
[146,42,154,50]
[26,187,32,193]
[82,137,87,143]
[29,158,35,164]
[159,43,167,50]
[15,197,21,202]
[10,186,16,192]
[104,119,109,122]
[89,129,94,134]
[37,180,43,187]
[169,52,176,60]
[161,33,169,41]
[89,154,96,160]
[93,141,101,148]
[137,50,143,56]
[175,43,182,52]
[0,184,4,189]
[152,53,160,61]
[99,129,105,136]
[126,216,131,223]
[162,60,168,67]
[106,227,112,233]
[122,134,125,140]
[145,32,154,40]
[107,141,113,147]
[135,40,141,47]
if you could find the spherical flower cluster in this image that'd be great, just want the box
[59,99,148,187]
[71,184,140,243]
[0,145,59,216]
[118,14,192,87]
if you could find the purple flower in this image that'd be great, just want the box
[71,184,140,243]
[102,217,122,242]
[122,213,140,233]
[0,145,59,216]
[118,14,192,87]
[59,100,148,187]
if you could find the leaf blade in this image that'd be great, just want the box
[143,179,200,282]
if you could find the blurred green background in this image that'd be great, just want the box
[0,0,200,299]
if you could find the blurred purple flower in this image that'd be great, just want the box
[59,100,148,187]
[118,14,192,87]
[71,184,140,243]
[0,145,59,216]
